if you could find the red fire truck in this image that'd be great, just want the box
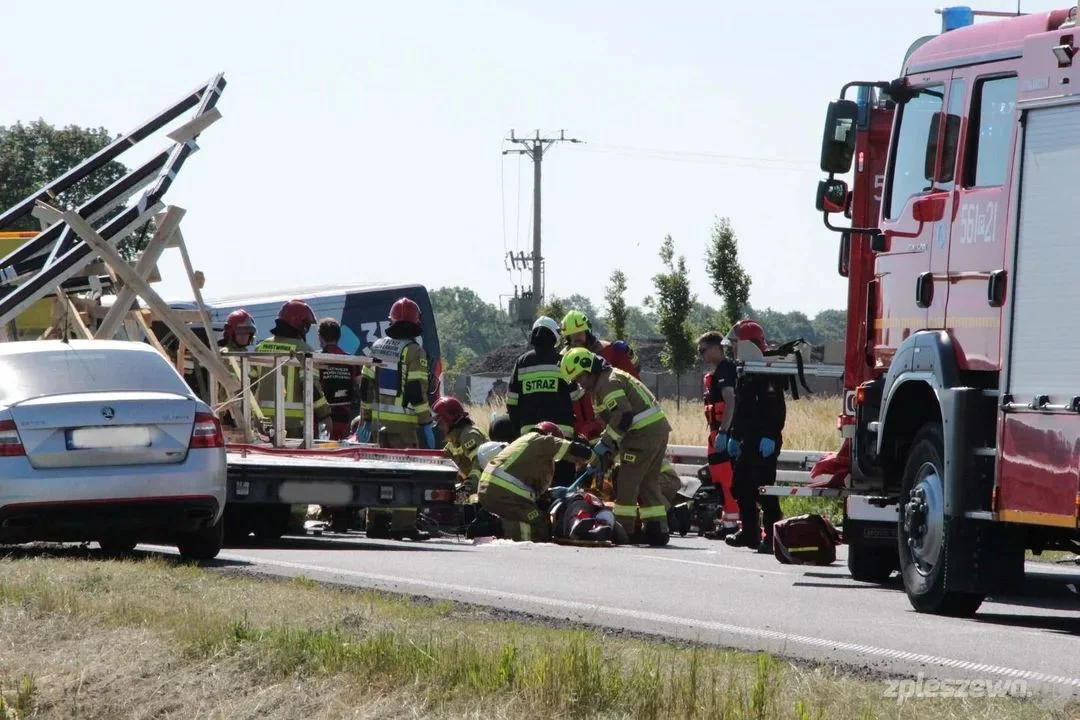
[812,4,1080,616]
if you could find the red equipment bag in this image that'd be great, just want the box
[772,514,842,565]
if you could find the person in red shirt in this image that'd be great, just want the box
[560,309,640,440]
[560,310,639,377]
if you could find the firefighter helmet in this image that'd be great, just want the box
[389,297,422,326]
[488,413,516,442]
[723,319,766,350]
[278,300,316,333]
[560,310,591,336]
[533,421,564,439]
[560,347,599,381]
[223,309,256,342]
[476,441,507,469]
[530,316,561,346]
[432,396,468,426]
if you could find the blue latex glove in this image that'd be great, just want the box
[355,422,371,443]
[727,437,742,459]
[712,432,728,453]
[421,423,436,449]
[592,439,612,459]
[759,437,777,458]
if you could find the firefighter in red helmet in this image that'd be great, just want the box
[358,296,434,539]
[433,396,488,495]
[219,309,256,352]
[721,319,786,552]
[216,309,257,430]
[252,299,331,442]
[476,421,593,542]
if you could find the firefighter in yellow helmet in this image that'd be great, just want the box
[561,347,671,545]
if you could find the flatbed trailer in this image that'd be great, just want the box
[0,74,458,542]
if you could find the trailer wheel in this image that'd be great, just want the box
[898,422,984,616]
[847,544,897,583]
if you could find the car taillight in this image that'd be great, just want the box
[0,419,25,457]
[190,412,224,449]
[424,488,453,502]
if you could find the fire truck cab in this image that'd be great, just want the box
[815,4,1080,616]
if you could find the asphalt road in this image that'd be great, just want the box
[150,532,1080,699]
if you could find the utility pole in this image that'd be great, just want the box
[503,129,583,324]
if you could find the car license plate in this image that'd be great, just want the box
[67,426,152,450]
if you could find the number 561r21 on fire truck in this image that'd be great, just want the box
[810,4,1080,617]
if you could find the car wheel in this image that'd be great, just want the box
[897,422,984,616]
[847,543,897,584]
[177,515,224,561]
[98,535,139,555]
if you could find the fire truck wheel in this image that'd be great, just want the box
[897,422,985,617]
[847,544,898,584]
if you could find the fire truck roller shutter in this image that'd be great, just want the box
[1006,102,1080,409]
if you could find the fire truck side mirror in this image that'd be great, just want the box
[820,99,859,174]
[816,179,849,214]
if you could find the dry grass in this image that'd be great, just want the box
[466,394,842,451]
[467,395,845,522]
[0,554,1072,719]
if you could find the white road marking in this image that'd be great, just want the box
[639,554,788,576]
[206,550,1080,690]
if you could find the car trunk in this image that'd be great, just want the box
[9,391,196,469]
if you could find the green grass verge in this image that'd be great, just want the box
[0,553,1073,719]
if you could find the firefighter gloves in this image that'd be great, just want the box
[726,437,741,459]
[355,422,372,443]
[759,437,777,458]
[421,423,436,449]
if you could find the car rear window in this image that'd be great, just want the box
[0,348,191,402]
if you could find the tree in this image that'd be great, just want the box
[540,294,610,338]
[429,287,522,366]
[812,309,847,343]
[0,120,146,259]
[537,298,566,323]
[705,216,751,326]
[652,234,695,408]
[603,269,629,340]
[624,306,659,339]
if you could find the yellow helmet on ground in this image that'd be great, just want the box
[561,347,599,381]
[560,310,591,336]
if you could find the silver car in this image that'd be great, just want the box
[0,339,227,559]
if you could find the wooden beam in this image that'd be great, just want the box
[96,205,185,339]
[46,203,240,395]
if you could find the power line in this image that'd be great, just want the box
[578,142,818,171]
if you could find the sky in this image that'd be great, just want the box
[0,0,1063,317]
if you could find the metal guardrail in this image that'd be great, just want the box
[666,444,835,495]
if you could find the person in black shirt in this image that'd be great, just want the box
[721,320,786,552]
[507,316,579,485]
[697,331,741,538]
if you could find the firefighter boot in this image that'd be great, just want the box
[644,520,669,547]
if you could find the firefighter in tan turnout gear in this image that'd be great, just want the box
[476,422,593,542]
[432,396,488,494]
[561,347,672,545]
